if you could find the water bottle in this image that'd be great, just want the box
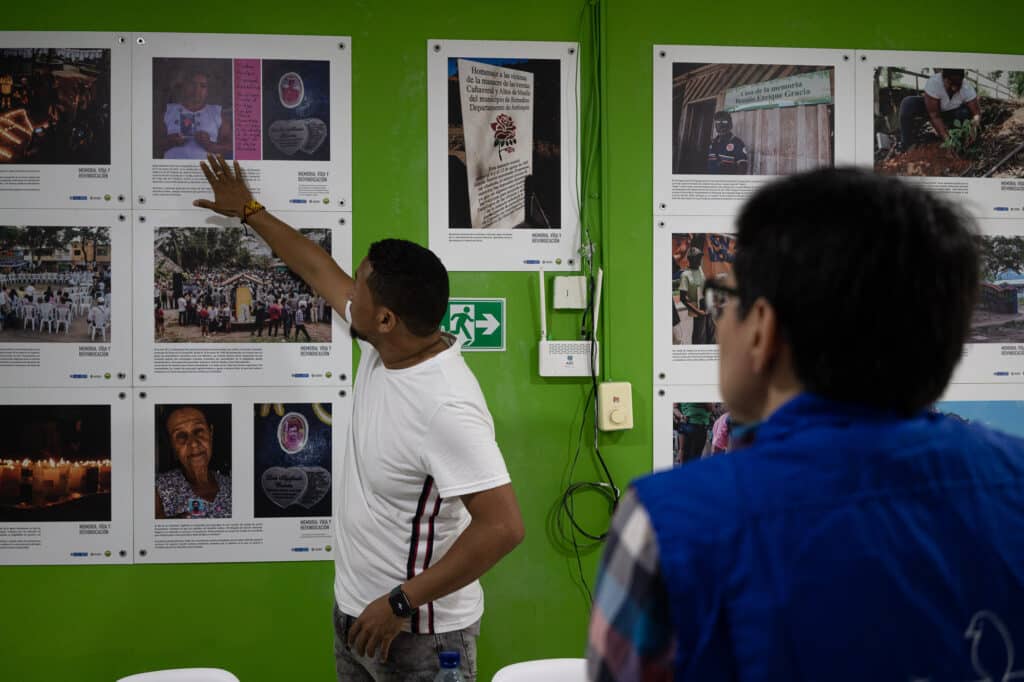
[433,650,464,681]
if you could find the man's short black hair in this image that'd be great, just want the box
[733,168,978,414]
[714,110,732,123]
[366,239,449,337]
[941,68,966,81]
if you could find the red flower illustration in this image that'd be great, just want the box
[490,113,517,160]
[491,113,516,140]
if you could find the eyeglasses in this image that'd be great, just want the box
[704,280,740,321]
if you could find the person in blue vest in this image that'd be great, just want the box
[588,167,1024,681]
[706,110,749,174]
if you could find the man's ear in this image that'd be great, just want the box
[747,297,782,376]
[377,307,398,334]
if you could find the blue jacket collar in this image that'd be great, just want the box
[753,393,914,445]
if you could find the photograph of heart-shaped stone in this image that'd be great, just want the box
[297,466,331,508]
[261,466,308,508]
[254,403,332,518]
[301,118,328,155]
[268,119,307,156]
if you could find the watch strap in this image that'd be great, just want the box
[388,585,415,618]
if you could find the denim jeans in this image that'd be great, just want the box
[898,96,971,149]
[333,603,479,681]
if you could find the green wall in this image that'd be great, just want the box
[3,1,1022,680]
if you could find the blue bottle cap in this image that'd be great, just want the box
[439,650,461,669]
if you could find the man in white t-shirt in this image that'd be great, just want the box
[898,68,982,150]
[193,154,524,681]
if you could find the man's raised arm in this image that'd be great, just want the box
[193,154,354,312]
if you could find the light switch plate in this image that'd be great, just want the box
[553,275,588,309]
[597,381,633,431]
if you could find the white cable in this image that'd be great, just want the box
[538,268,547,341]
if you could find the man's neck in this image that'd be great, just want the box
[376,331,450,370]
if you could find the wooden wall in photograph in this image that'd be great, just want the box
[732,104,832,174]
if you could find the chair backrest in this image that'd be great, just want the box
[491,658,587,682]
[116,668,240,682]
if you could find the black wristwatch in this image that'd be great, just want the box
[388,585,415,618]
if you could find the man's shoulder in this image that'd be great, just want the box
[923,74,946,98]
[960,81,979,101]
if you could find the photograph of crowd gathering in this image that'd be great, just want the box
[0,47,111,164]
[671,232,737,346]
[0,226,112,342]
[154,226,332,343]
[673,402,732,466]
[0,404,112,522]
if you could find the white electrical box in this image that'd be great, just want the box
[553,275,588,309]
[539,340,599,377]
[597,381,633,431]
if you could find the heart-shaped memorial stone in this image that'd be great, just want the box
[261,466,308,508]
[268,119,307,156]
[297,466,331,508]
[301,118,328,155]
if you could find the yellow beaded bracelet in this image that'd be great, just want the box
[241,199,265,225]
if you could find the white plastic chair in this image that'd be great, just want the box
[116,668,239,682]
[21,304,36,330]
[492,658,587,682]
[90,308,108,341]
[54,305,72,334]
[38,302,54,333]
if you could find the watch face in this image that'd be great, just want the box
[389,588,412,617]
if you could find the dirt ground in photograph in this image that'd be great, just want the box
[878,97,1024,178]
[969,309,1024,342]
[0,315,108,343]
[157,317,331,343]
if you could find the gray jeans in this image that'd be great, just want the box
[333,603,479,681]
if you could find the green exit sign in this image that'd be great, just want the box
[440,298,506,352]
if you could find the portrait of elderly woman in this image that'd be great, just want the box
[154,404,232,519]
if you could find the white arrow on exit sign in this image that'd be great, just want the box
[475,313,500,335]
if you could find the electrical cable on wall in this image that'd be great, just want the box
[554,0,620,609]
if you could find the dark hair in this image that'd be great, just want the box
[733,168,978,414]
[366,239,449,337]
[714,110,732,123]
[941,68,966,80]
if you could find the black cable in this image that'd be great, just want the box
[554,0,621,609]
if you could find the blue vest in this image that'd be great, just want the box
[635,393,1024,681]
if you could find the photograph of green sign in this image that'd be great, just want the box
[724,70,833,112]
[671,62,836,175]
[440,298,506,351]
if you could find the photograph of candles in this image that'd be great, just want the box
[0,404,112,522]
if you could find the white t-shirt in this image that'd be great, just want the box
[333,330,511,634]
[163,102,223,160]
[923,73,978,112]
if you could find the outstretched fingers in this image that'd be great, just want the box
[199,160,217,185]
